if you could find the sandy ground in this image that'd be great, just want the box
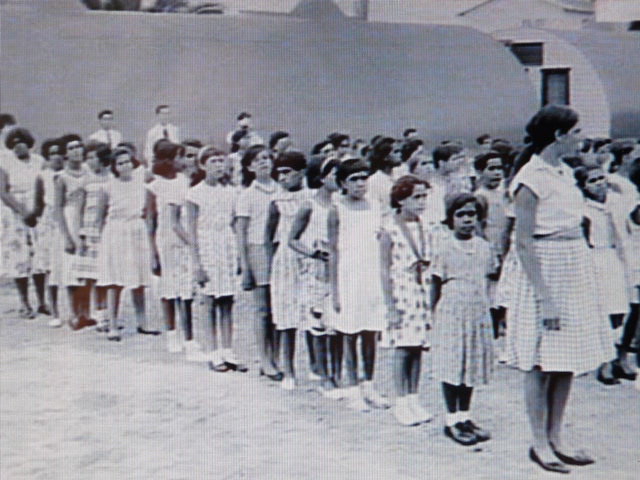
[1,279,639,480]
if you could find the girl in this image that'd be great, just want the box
[79,141,111,331]
[0,127,46,319]
[507,105,613,473]
[39,138,65,327]
[328,158,389,411]
[574,164,631,384]
[53,134,94,330]
[146,140,196,355]
[186,146,246,372]
[289,157,343,398]
[95,147,153,341]
[380,175,433,426]
[431,193,496,445]
[235,145,280,379]
[266,151,309,390]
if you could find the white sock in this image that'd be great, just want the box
[458,410,470,423]
[445,412,458,427]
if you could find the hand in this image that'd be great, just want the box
[332,293,341,314]
[610,315,624,329]
[540,298,561,331]
[22,213,38,228]
[151,252,161,276]
[194,265,209,286]
[78,237,88,256]
[311,249,330,262]
[64,236,76,255]
[386,307,402,329]
[241,269,255,291]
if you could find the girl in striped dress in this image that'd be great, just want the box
[186,146,245,372]
[266,151,310,390]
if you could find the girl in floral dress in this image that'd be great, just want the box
[380,176,433,426]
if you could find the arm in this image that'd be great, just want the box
[0,167,28,217]
[53,175,76,254]
[379,229,401,328]
[265,200,280,261]
[94,189,109,234]
[430,275,442,313]
[186,200,208,285]
[30,176,45,218]
[327,205,340,313]
[514,185,559,329]
[169,204,190,246]
[500,216,515,258]
[145,189,161,276]
[288,202,315,257]
[235,216,254,290]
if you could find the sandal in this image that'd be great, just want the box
[19,306,36,320]
[107,330,121,342]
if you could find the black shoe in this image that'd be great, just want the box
[69,315,97,331]
[611,360,637,381]
[225,361,249,373]
[259,368,284,382]
[596,364,621,385]
[137,327,162,336]
[208,361,230,372]
[549,443,595,466]
[444,423,477,446]
[463,420,491,442]
[529,448,570,474]
[37,305,51,316]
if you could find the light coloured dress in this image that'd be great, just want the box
[146,174,192,299]
[186,181,239,298]
[270,188,311,330]
[333,198,385,334]
[383,217,432,348]
[77,171,110,280]
[96,173,151,288]
[431,232,496,386]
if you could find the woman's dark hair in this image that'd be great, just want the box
[110,147,133,177]
[390,175,430,211]
[608,139,635,170]
[592,137,612,153]
[336,158,369,192]
[85,141,113,167]
[311,140,332,155]
[152,140,182,179]
[401,138,423,162]
[182,138,203,150]
[432,144,463,170]
[269,131,289,150]
[443,192,485,229]
[240,144,270,187]
[368,137,395,173]
[59,134,83,156]
[574,163,603,190]
[307,157,340,189]
[230,129,249,153]
[0,113,16,131]
[476,133,491,145]
[473,151,504,172]
[5,127,35,150]
[525,105,579,153]
[41,138,61,158]
[327,132,349,149]
[199,146,225,165]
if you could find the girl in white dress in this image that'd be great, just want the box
[380,176,433,426]
[289,157,343,397]
[328,158,389,411]
[95,147,152,341]
[266,151,309,390]
[186,146,245,372]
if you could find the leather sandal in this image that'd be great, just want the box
[529,448,570,474]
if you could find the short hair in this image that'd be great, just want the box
[269,131,289,150]
[401,138,423,162]
[327,132,350,149]
[237,112,251,121]
[476,134,491,145]
[336,158,369,189]
[306,157,340,189]
[85,141,113,167]
[0,113,16,131]
[155,104,169,115]
[608,139,636,164]
[5,127,35,150]
[153,139,183,162]
[110,147,133,177]
[182,138,203,150]
[525,105,579,153]
[403,128,417,138]
[473,151,504,172]
[592,137,612,153]
[432,144,463,170]
[311,139,332,155]
[273,150,306,172]
[240,144,270,187]
[98,109,113,119]
[41,138,62,158]
[443,192,485,229]
[368,136,396,172]
[574,163,603,190]
[390,175,430,211]
[59,134,83,156]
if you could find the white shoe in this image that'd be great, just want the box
[184,340,208,362]
[345,386,370,412]
[407,394,433,423]
[393,396,419,426]
[635,375,640,391]
[321,387,346,400]
[166,330,183,353]
[281,377,296,390]
[308,371,322,381]
[361,381,391,409]
[48,318,63,328]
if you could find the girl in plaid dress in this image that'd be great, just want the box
[380,176,433,426]
[431,193,497,445]
[507,106,614,473]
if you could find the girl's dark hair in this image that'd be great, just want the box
[327,132,349,149]
[525,105,579,154]
[110,147,133,177]
[0,113,16,130]
[336,158,369,192]
[240,144,270,187]
[311,140,332,155]
[199,146,225,165]
[574,163,603,190]
[5,127,35,150]
[85,141,113,167]
[401,138,423,162]
[368,137,395,173]
[432,144,463,170]
[307,157,340,189]
[390,175,430,211]
[443,192,485,229]
[269,131,289,150]
[476,133,491,145]
[182,138,203,150]
[116,142,141,169]
[152,141,182,179]
[473,151,503,172]
[41,138,61,158]
[59,134,83,156]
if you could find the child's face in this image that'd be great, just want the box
[480,158,504,188]
[412,154,435,180]
[343,172,368,199]
[65,140,84,167]
[181,146,199,172]
[46,146,64,171]
[13,142,30,160]
[452,201,478,238]
[400,184,429,218]
[274,136,292,152]
[86,151,101,173]
[248,150,273,180]
[323,169,339,193]
[275,166,304,190]
[583,168,607,202]
[204,155,226,180]
[115,153,133,178]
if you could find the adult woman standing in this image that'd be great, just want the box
[506,105,614,473]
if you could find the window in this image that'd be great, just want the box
[542,68,570,106]
[509,42,543,66]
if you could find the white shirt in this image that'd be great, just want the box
[235,180,278,244]
[144,123,180,163]
[89,129,123,149]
